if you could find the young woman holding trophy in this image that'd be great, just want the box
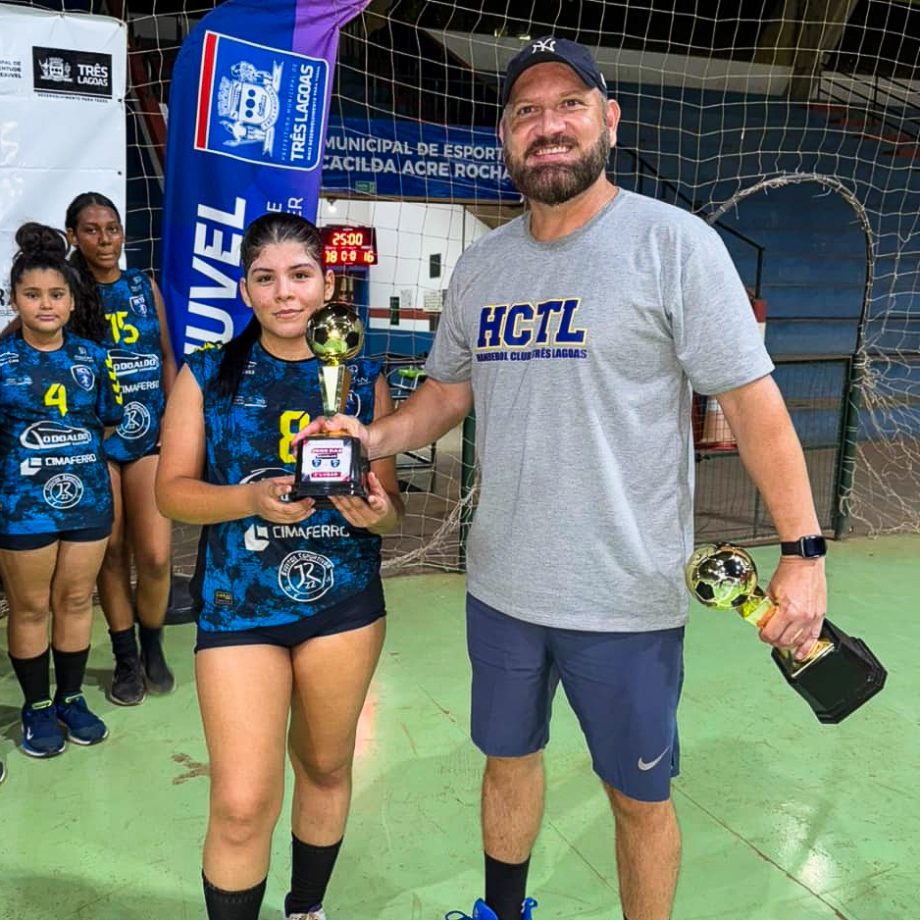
[156,211,403,920]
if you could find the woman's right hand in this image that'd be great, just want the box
[248,476,315,523]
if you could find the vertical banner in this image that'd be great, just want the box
[0,5,126,325]
[161,0,369,357]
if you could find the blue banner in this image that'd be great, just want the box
[322,117,518,201]
[161,0,368,357]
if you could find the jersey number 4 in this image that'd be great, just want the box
[44,383,68,417]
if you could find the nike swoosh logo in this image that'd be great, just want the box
[637,746,671,771]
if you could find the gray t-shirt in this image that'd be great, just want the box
[426,189,774,631]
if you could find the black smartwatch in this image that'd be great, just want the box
[780,535,827,558]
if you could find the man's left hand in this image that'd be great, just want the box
[761,557,827,660]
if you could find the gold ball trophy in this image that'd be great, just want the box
[685,544,886,724]
[292,302,369,502]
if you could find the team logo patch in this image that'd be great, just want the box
[278,550,334,603]
[129,294,149,316]
[117,401,152,440]
[344,391,362,416]
[20,421,92,451]
[194,31,328,171]
[71,364,95,391]
[43,473,84,510]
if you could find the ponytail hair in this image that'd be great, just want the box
[10,222,71,289]
[212,315,261,400]
[214,211,324,400]
[65,191,122,344]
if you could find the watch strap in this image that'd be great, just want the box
[780,535,827,558]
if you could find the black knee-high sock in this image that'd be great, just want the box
[485,852,531,920]
[109,625,138,660]
[285,835,343,913]
[52,646,90,700]
[139,625,163,654]
[202,873,266,920]
[10,648,51,706]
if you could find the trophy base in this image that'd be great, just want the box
[771,618,887,724]
[292,434,368,504]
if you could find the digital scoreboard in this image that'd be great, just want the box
[322,225,378,267]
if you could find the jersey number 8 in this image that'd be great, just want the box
[278,410,310,464]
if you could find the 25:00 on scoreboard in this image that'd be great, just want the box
[322,226,378,266]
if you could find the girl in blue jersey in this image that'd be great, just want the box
[66,192,177,706]
[156,212,403,920]
[0,223,123,757]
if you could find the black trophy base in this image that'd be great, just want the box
[292,434,368,504]
[771,618,887,724]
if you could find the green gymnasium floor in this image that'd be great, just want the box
[1,535,917,919]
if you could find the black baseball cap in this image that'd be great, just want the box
[501,37,607,108]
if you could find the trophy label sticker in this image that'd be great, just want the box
[278,550,334,603]
[302,439,352,483]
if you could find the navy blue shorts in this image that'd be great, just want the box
[109,444,161,466]
[0,522,112,552]
[467,593,684,802]
[195,578,386,652]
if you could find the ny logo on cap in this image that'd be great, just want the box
[531,38,556,54]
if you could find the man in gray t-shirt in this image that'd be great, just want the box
[300,36,828,920]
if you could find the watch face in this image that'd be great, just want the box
[781,535,827,557]
[801,536,827,557]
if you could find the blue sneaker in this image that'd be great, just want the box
[55,694,109,745]
[21,700,66,758]
[445,898,538,920]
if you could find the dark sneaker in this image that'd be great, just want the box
[55,694,109,745]
[0,759,5,784]
[141,636,176,695]
[21,700,66,758]
[285,908,327,920]
[110,654,146,705]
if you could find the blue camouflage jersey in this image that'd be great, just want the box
[0,331,123,536]
[98,269,166,462]
[186,341,383,632]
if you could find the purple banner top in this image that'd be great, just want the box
[161,0,369,358]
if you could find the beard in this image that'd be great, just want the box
[503,129,610,205]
